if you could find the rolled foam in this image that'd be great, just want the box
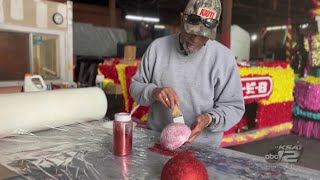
[0,87,107,138]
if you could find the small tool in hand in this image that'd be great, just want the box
[172,105,185,123]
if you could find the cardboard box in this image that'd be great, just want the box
[0,86,22,94]
[104,83,122,95]
[119,60,140,65]
[0,164,18,179]
[124,45,136,61]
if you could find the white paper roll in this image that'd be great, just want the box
[0,87,107,138]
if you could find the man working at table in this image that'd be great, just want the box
[129,0,245,147]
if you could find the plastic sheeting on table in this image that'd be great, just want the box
[0,120,320,180]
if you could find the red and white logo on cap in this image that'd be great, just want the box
[197,8,217,19]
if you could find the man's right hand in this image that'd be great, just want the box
[152,87,179,109]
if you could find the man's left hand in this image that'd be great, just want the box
[186,114,211,143]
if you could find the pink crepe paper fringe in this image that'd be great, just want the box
[292,117,320,139]
[294,80,320,112]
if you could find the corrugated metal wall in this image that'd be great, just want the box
[73,22,127,57]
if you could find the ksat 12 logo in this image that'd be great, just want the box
[265,145,303,163]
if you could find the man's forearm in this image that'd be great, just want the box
[207,99,245,132]
[129,80,158,106]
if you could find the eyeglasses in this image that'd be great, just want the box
[183,14,219,29]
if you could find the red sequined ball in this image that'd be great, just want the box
[161,153,208,180]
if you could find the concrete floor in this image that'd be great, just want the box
[227,134,320,171]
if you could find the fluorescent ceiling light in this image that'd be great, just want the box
[125,15,143,21]
[300,23,308,29]
[125,15,160,23]
[266,25,287,31]
[251,34,258,42]
[154,25,165,29]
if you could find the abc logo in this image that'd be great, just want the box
[265,154,279,160]
[265,149,280,163]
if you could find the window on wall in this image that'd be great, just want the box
[0,31,30,81]
[0,31,60,82]
[32,34,59,79]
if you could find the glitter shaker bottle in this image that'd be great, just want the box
[113,113,133,156]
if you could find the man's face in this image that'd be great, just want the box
[180,31,209,54]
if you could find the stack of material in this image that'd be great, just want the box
[292,76,320,139]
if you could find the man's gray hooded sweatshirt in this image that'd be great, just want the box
[130,33,245,147]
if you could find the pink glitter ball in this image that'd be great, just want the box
[160,123,191,151]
